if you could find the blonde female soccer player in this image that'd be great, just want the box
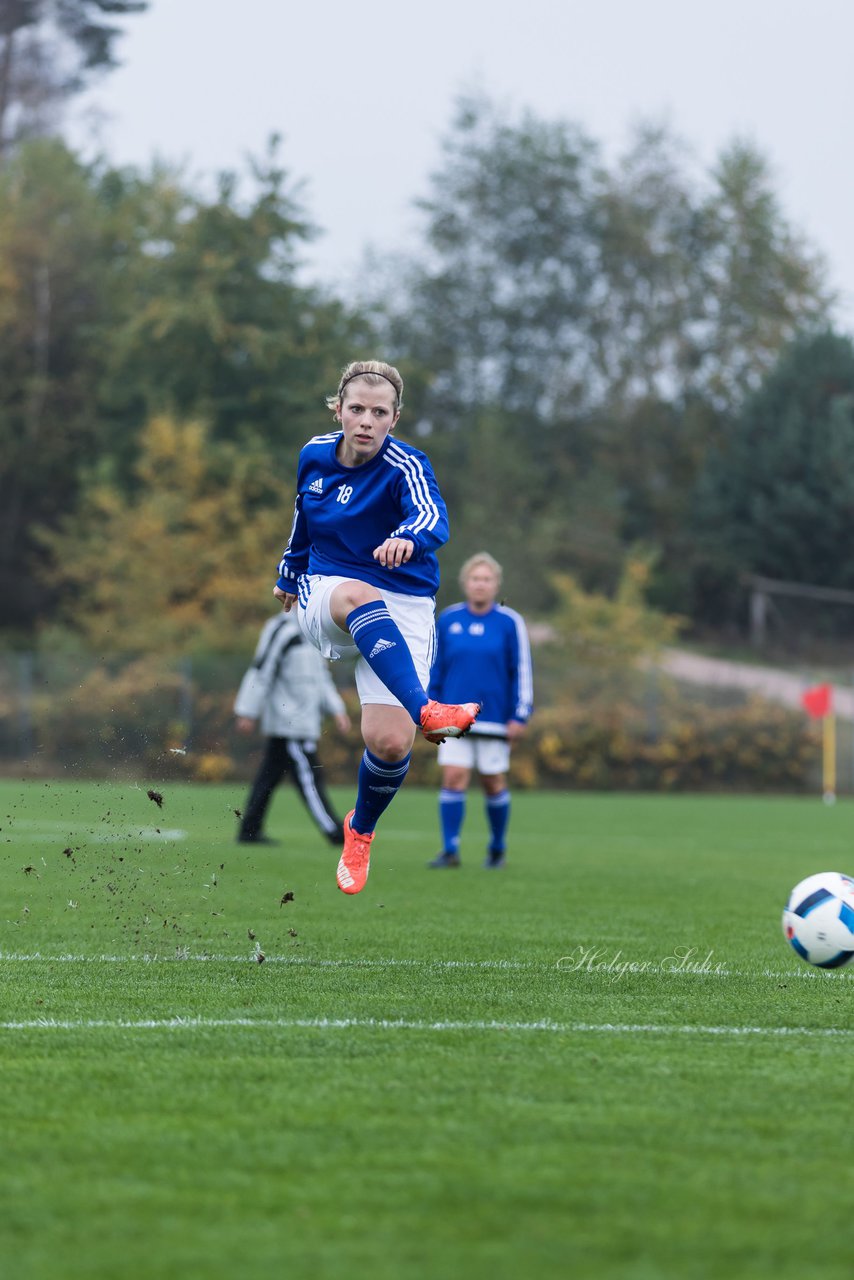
[274,359,479,895]
[428,552,533,869]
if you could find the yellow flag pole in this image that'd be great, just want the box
[823,712,837,805]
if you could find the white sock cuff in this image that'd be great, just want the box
[486,790,510,808]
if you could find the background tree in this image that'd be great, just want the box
[0,139,111,629]
[688,141,829,409]
[0,0,147,158]
[0,87,839,647]
[379,95,623,606]
[373,96,832,616]
[544,552,682,685]
[692,329,854,627]
[0,138,364,633]
[385,94,606,420]
[96,138,364,471]
[40,413,290,655]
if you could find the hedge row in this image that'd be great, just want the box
[1,654,820,793]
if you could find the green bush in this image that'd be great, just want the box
[512,694,817,792]
[1,649,820,794]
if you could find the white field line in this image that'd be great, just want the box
[0,1015,852,1038]
[1,952,531,967]
[7,824,186,842]
[0,951,846,982]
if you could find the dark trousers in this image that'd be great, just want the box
[239,737,344,845]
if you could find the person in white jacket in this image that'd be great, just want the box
[234,612,351,845]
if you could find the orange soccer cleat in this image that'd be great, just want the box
[336,810,375,895]
[419,699,481,744]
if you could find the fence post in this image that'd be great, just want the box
[749,588,768,648]
[179,656,193,750]
[18,652,34,759]
[644,664,661,744]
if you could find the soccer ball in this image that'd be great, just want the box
[782,872,854,969]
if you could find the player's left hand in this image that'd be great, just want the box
[507,720,527,743]
[373,537,414,569]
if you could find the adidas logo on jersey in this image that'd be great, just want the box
[369,638,396,659]
[308,477,323,494]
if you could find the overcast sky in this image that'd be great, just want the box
[71,0,854,330]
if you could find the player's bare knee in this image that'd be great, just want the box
[330,580,381,627]
[365,727,414,761]
[362,707,416,762]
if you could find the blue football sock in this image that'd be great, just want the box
[346,602,428,723]
[485,789,511,852]
[439,788,466,854]
[353,749,411,834]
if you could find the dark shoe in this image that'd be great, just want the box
[237,834,280,845]
[484,848,506,869]
[428,851,461,868]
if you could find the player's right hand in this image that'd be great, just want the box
[274,585,297,612]
[373,537,414,569]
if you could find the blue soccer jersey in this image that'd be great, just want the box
[276,432,449,597]
[429,603,534,737]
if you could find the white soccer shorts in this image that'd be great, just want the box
[297,574,436,707]
[437,735,511,775]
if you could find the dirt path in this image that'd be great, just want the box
[659,648,854,719]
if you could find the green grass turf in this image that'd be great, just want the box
[2,778,854,1279]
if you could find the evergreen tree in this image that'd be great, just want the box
[693,330,854,624]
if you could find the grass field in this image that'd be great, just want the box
[2,777,854,1279]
